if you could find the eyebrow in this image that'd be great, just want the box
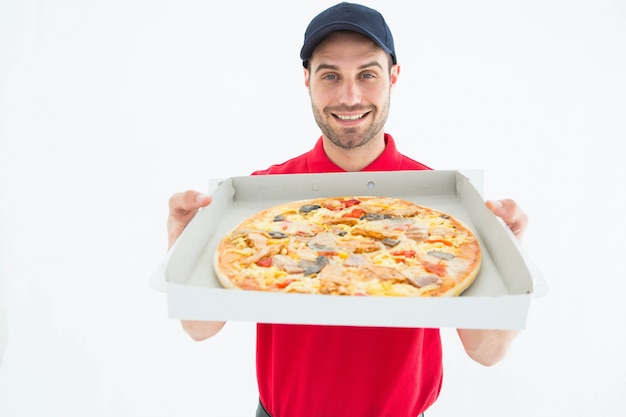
[313,60,384,74]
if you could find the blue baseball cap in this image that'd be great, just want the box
[300,2,397,68]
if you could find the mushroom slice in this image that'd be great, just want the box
[427,250,455,261]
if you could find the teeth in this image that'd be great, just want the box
[336,114,364,121]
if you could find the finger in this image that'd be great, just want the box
[168,190,212,216]
[167,190,212,249]
[486,199,528,240]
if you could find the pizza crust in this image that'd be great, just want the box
[214,250,240,290]
[213,196,481,297]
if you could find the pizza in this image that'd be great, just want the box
[214,196,481,297]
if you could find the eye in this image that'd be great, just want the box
[361,72,376,79]
[322,74,339,81]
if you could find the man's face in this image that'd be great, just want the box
[305,31,399,150]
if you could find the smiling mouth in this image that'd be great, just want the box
[333,112,369,121]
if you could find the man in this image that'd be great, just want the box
[167,3,528,416]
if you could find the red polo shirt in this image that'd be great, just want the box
[252,134,441,417]
[252,134,431,175]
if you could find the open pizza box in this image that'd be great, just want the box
[152,170,546,330]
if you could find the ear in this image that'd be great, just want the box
[304,67,311,92]
[390,64,401,91]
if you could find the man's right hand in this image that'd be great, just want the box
[167,190,225,340]
[167,190,212,249]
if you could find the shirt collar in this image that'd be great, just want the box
[308,133,401,172]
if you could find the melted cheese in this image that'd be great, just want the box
[217,196,481,297]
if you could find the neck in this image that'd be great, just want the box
[322,134,386,172]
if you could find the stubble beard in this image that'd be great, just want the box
[311,99,391,150]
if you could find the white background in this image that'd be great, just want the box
[1,0,624,416]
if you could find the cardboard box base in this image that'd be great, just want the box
[160,170,540,330]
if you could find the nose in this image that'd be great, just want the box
[338,79,361,106]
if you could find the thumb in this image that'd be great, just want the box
[485,199,505,215]
[485,199,528,240]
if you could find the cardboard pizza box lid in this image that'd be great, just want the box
[154,170,545,329]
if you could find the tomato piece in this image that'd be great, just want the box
[423,261,446,276]
[343,198,361,207]
[342,208,364,218]
[256,258,272,267]
[392,250,416,258]
[276,279,294,289]
[427,239,453,246]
